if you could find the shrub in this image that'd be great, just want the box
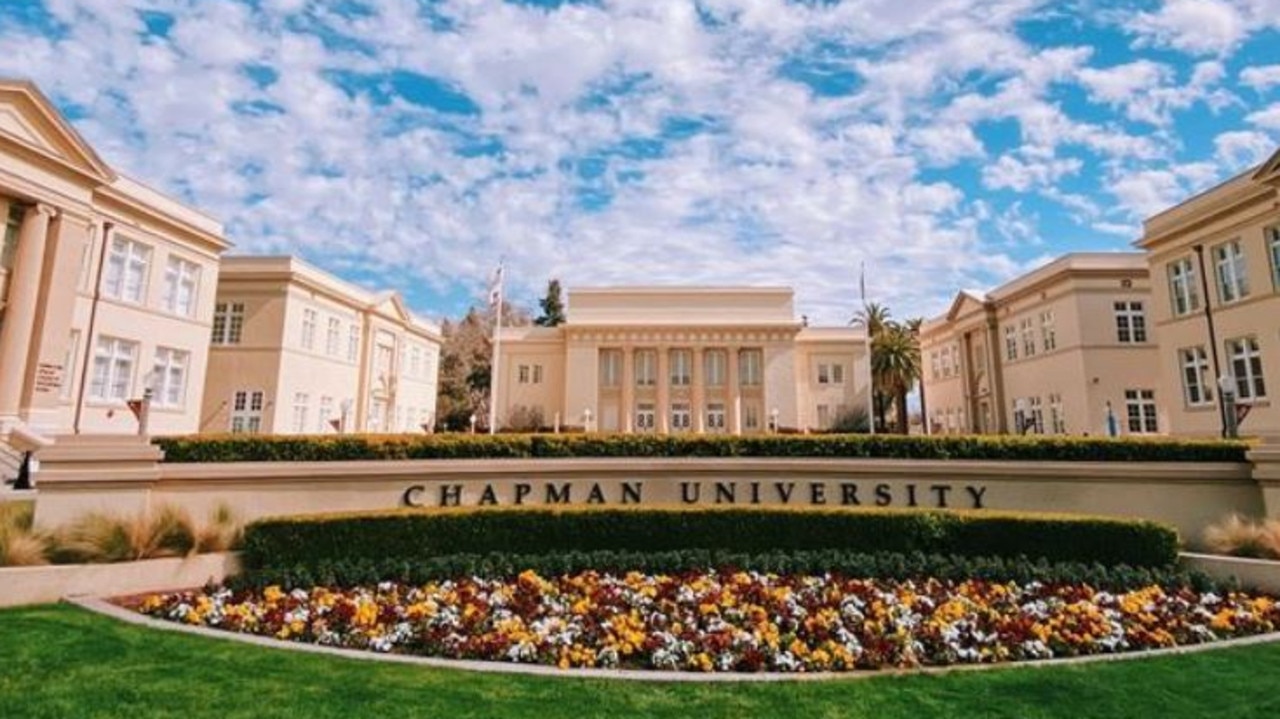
[51,506,196,563]
[0,501,48,567]
[1203,514,1280,559]
[241,507,1179,572]
[154,432,1248,464]
[195,503,243,554]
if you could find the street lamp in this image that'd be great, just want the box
[469,413,477,434]
[1104,401,1118,437]
[583,408,593,432]
[1218,374,1239,439]
[770,407,779,433]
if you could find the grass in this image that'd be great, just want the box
[2,605,1280,718]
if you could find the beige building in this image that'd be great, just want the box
[0,79,228,480]
[201,255,442,435]
[1139,148,1280,438]
[920,253,1161,437]
[494,287,870,433]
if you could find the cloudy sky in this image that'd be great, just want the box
[2,0,1278,323]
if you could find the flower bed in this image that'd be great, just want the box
[132,569,1280,672]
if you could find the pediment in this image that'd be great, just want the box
[0,79,114,183]
[370,291,412,323]
[1251,147,1280,186]
[946,290,988,322]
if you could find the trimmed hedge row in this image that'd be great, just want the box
[241,507,1180,571]
[228,549,1220,594]
[155,432,1250,463]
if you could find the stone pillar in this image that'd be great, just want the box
[728,345,741,435]
[621,345,634,433]
[692,347,705,433]
[1250,434,1280,519]
[0,204,54,426]
[656,345,670,434]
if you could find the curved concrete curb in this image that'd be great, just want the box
[71,595,1280,684]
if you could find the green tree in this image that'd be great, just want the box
[435,302,531,431]
[851,302,894,431]
[535,279,567,327]
[873,322,922,434]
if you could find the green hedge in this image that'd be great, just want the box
[228,549,1219,594]
[241,507,1180,571]
[155,433,1249,463]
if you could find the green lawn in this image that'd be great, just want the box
[3,604,1279,719]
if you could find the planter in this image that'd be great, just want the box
[1181,552,1280,594]
[0,552,241,608]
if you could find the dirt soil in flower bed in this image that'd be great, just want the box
[126,570,1280,673]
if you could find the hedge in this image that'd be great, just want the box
[241,507,1180,571]
[154,432,1249,463]
[228,549,1219,594]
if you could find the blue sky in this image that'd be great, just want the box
[2,0,1278,323]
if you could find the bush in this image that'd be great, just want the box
[154,432,1249,464]
[241,507,1179,572]
[228,549,1220,594]
[49,506,197,563]
[1203,514,1280,559]
[0,501,48,567]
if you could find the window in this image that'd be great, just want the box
[744,404,760,431]
[292,393,309,433]
[211,303,244,345]
[930,351,940,381]
[739,349,763,387]
[1213,240,1249,303]
[816,404,830,429]
[326,318,341,356]
[1029,396,1044,434]
[301,309,317,350]
[1020,318,1036,357]
[1114,301,1147,343]
[1004,325,1017,361]
[533,364,543,384]
[599,349,621,387]
[89,336,136,401]
[1124,389,1158,434]
[1179,346,1213,406]
[671,402,691,432]
[1040,311,1056,352]
[162,257,200,316]
[151,347,188,408]
[61,330,80,400]
[1167,257,1200,316]
[1227,336,1267,401]
[348,324,360,362]
[0,204,20,269]
[706,403,726,432]
[318,396,334,433]
[635,350,656,386]
[818,364,831,384]
[704,350,726,387]
[1012,399,1027,435]
[1269,226,1280,289]
[1049,393,1065,434]
[518,364,531,384]
[230,390,264,434]
[408,345,422,377]
[102,237,151,303]
[635,402,656,432]
[670,349,691,387]
[832,363,844,384]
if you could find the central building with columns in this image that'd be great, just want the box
[494,287,870,434]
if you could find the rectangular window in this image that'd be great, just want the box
[348,325,360,362]
[1020,319,1036,357]
[230,390,264,434]
[1269,226,1280,289]
[211,302,245,345]
[1213,240,1249,304]
[102,237,151,304]
[1167,257,1201,316]
[1040,310,1056,352]
[89,336,137,401]
[326,318,341,356]
[150,347,189,408]
[1114,301,1147,343]
[1004,325,1017,361]
[704,350,726,387]
[706,403,726,432]
[162,257,200,317]
[744,404,760,431]
[1012,399,1027,435]
[930,351,940,381]
[0,204,20,269]
[301,309,317,350]
[518,364,531,384]
[599,349,621,387]
[318,396,334,433]
[635,402,656,432]
[816,404,830,429]
[818,363,831,384]
[1125,389,1159,434]
[408,346,422,377]
[739,349,763,387]
[1179,346,1213,406]
[1049,393,1065,434]
[533,364,543,384]
[60,330,80,400]
[292,392,310,433]
[635,350,657,386]
[1227,336,1267,401]
[670,349,691,386]
[832,363,844,384]
[1029,396,1044,434]
[670,402,691,432]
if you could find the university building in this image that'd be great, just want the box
[0,79,228,479]
[494,287,869,433]
[201,255,443,435]
[920,253,1160,436]
[1139,148,1280,438]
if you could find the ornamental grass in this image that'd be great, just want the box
[1203,514,1280,560]
[0,501,48,566]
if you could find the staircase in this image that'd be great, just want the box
[1,435,23,488]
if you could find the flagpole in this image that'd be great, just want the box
[861,261,876,436]
[487,262,504,435]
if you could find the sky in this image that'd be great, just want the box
[1,0,1278,325]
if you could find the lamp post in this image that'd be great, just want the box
[770,407,779,433]
[583,408,593,432]
[1105,401,1118,437]
[469,413,477,434]
[1219,374,1239,439]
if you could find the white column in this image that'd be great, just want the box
[657,345,670,434]
[692,347,705,433]
[0,204,54,425]
[728,345,741,435]
[620,345,634,433]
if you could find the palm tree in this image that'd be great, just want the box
[851,302,892,340]
[873,323,922,434]
[903,317,926,434]
[851,302,894,431]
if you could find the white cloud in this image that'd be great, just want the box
[1239,64,1280,92]
[1245,103,1280,130]
[1214,130,1275,166]
[982,154,1082,192]
[1076,60,1235,126]
[1126,0,1246,55]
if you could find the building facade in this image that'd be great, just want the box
[1139,149,1280,438]
[920,253,1161,437]
[494,287,870,434]
[201,256,442,435]
[0,78,228,475]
